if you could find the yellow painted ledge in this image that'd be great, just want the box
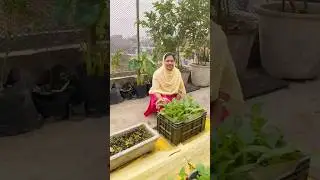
[110,118,210,180]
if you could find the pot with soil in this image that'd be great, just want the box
[226,17,258,76]
[255,2,320,79]
[110,84,123,105]
[134,83,148,98]
[32,65,74,120]
[190,62,210,87]
[128,52,155,99]
[119,82,135,99]
[110,123,159,171]
[190,47,210,87]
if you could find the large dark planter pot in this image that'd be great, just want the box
[81,74,109,116]
[0,87,41,136]
[31,83,73,120]
[255,2,320,79]
[134,84,148,98]
[110,87,123,105]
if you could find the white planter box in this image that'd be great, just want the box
[110,123,160,171]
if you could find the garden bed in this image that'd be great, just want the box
[110,123,159,171]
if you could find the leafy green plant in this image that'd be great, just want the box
[111,49,124,72]
[128,52,156,86]
[54,0,109,76]
[159,96,205,123]
[179,0,210,66]
[211,104,303,180]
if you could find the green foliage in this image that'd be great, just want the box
[211,104,302,180]
[111,49,124,72]
[179,167,188,180]
[140,0,180,63]
[54,0,102,28]
[140,0,210,66]
[54,0,109,76]
[128,52,156,85]
[178,0,210,62]
[159,96,205,123]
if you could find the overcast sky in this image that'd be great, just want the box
[110,0,157,38]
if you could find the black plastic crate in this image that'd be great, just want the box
[157,112,207,145]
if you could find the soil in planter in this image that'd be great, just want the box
[110,126,153,156]
[32,65,74,120]
[120,82,135,99]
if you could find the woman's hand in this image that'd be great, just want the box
[156,97,170,110]
[156,98,165,110]
[176,93,182,100]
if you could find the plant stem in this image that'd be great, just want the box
[136,0,140,59]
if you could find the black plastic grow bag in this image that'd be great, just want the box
[0,86,40,136]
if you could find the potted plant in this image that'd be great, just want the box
[54,0,109,116]
[189,46,210,87]
[119,82,135,100]
[145,54,157,92]
[128,51,155,98]
[254,0,320,79]
[211,104,310,180]
[31,65,75,120]
[110,123,160,171]
[212,0,258,76]
[176,0,210,87]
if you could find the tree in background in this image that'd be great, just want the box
[179,0,210,65]
[140,0,209,66]
[139,0,183,66]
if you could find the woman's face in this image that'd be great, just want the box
[164,55,175,71]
